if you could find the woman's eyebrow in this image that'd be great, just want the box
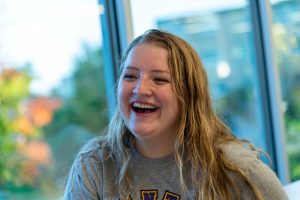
[124,66,139,71]
[125,66,170,74]
[151,69,170,74]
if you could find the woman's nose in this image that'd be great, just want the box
[132,78,152,96]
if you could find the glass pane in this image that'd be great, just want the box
[0,0,107,199]
[270,0,300,181]
[130,0,268,155]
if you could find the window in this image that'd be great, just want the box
[270,0,300,182]
[0,0,107,199]
[129,0,271,162]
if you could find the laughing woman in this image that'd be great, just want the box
[62,29,288,200]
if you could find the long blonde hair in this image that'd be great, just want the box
[102,29,264,199]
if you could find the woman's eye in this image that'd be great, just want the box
[123,74,137,81]
[153,78,170,84]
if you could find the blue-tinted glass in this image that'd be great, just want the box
[270,0,300,181]
[130,0,268,154]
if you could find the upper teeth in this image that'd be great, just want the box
[133,102,156,109]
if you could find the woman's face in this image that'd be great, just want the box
[118,43,179,148]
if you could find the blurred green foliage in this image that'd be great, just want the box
[39,44,108,198]
[273,23,300,181]
[45,43,108,135]
[0,65,39,189]
[0,44,108,199]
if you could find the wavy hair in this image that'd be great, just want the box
[102,29,264,200]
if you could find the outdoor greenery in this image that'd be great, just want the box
[45,43,108,135]
[273,24,300,181]
[41,44,108,198]
[0,65,51,193]
[0,44,108,199]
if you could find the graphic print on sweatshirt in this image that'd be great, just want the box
[123,189,181,200]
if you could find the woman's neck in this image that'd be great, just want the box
[134,137,175,158]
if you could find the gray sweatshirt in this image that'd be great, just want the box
[62,141,288,200]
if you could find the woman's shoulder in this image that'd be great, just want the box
[220,141,259,164]
[220,141,288,199]
[63,136,115,199]
[220,141,273,178]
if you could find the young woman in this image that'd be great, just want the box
[63,29,288,200]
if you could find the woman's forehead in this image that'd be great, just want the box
[124,43,169,70]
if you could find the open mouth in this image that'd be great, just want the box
[131,102,158,114]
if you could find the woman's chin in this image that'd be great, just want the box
[131,128,155,140]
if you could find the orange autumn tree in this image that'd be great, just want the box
[0,66,56,190]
